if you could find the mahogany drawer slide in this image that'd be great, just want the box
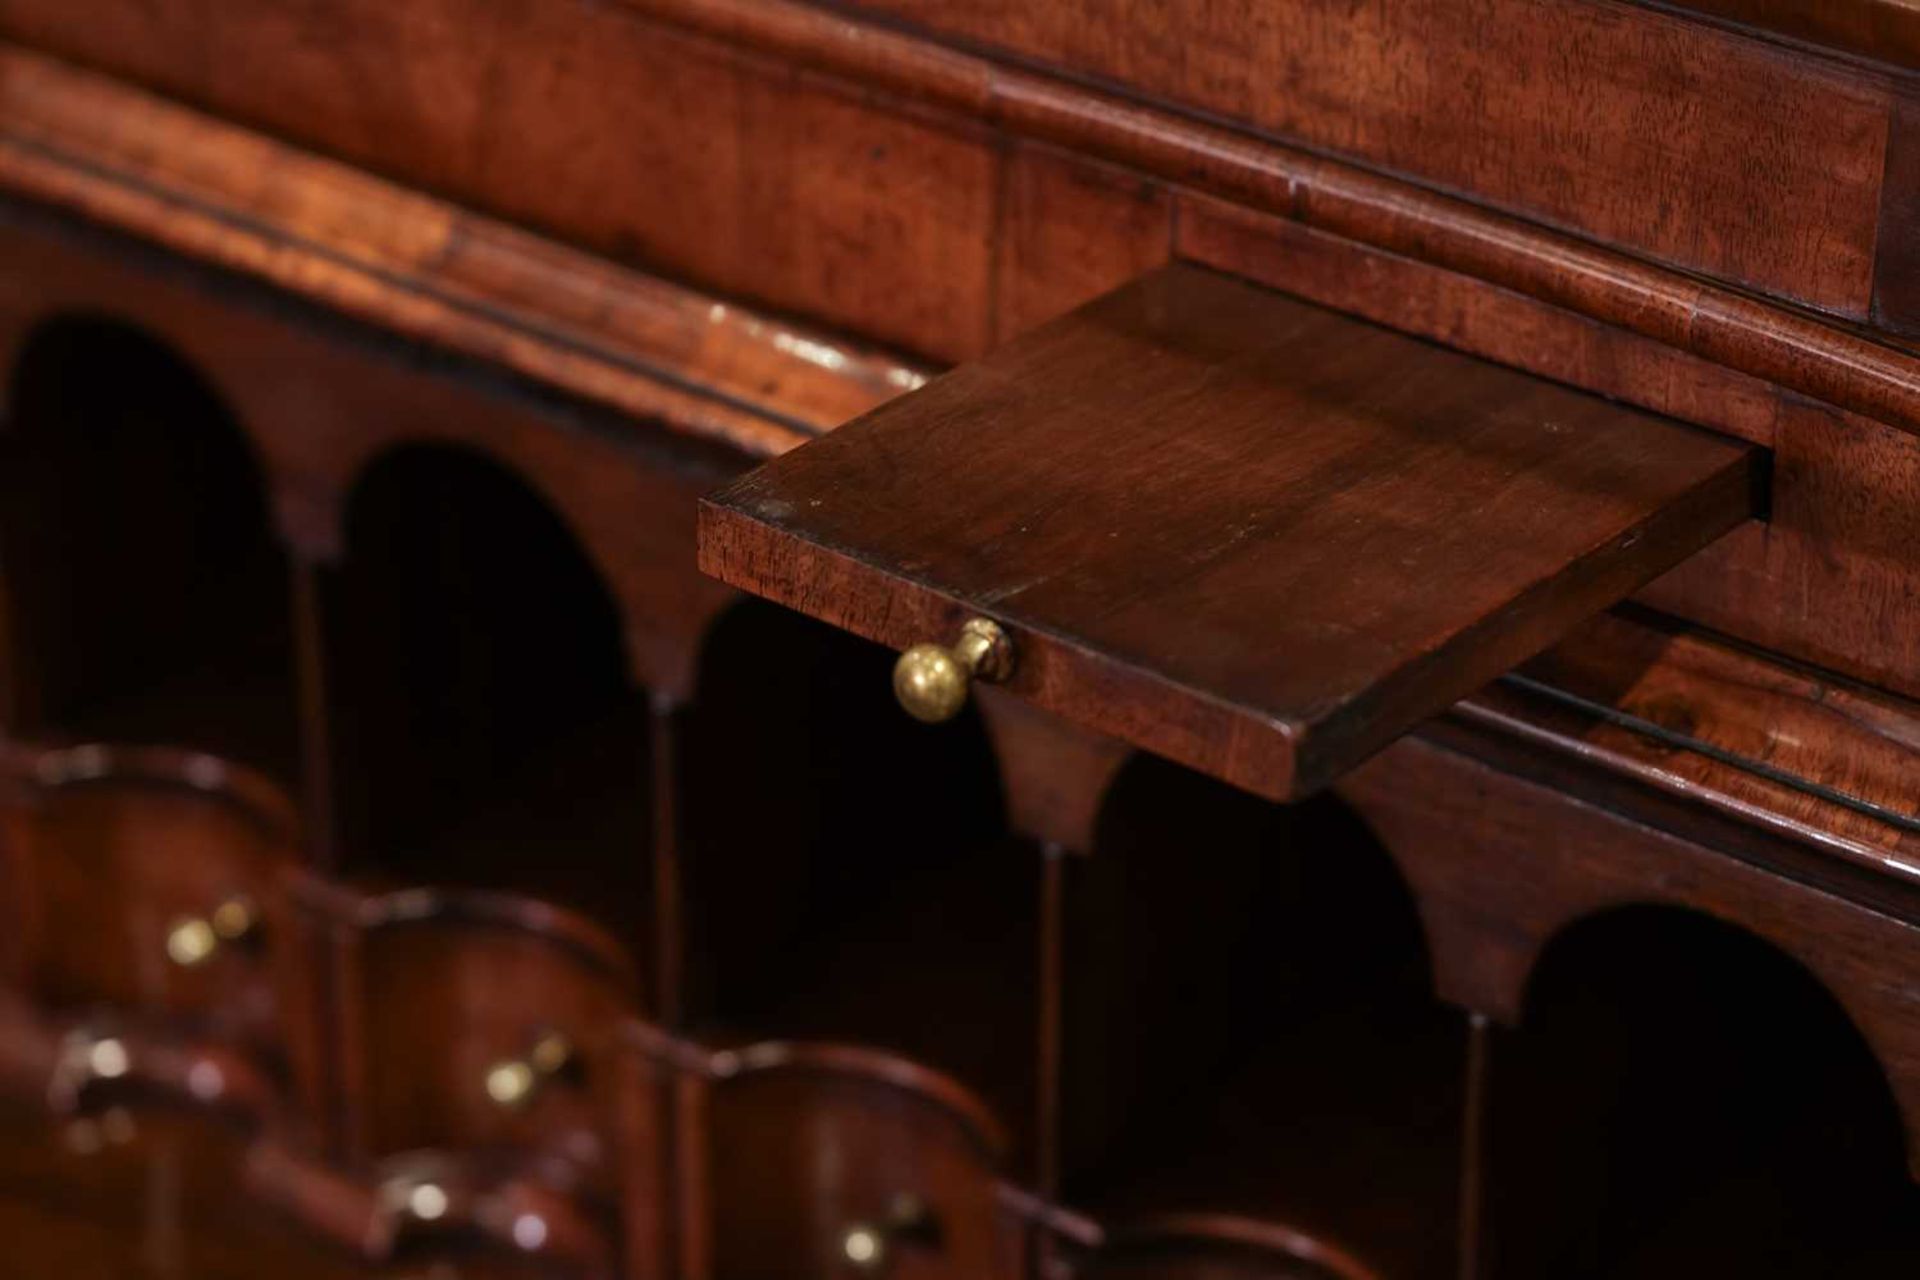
[698,265,1760,799]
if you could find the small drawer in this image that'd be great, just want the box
[0,742,304,1062]
[247,1136,619,1280]
[317,885,639,1184]
[688,1040,1021,1280]
[699,265,1759,800]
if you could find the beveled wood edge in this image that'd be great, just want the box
[305,881,643,997]
[0,44,932,461]
[1455,682,1920,892]
[0,737,301,840]
[619,1021,1012,1163]
[625,0,1920,438]
[695,496,1301,801]
[1645,0,1920,73]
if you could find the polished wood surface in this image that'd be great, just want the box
[9,0,1920,438]
[0,0,1915,1275]
[702,264,1758,798]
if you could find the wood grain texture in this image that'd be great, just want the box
[0,43,929,458]
[1176,197,1920,708]
[0,4,999,363]
[7,4,1920,443]
[1175,196,1789,449]
[994,145,1172,345]
[1474,609,1920,888]
[839,0,1891,314]
[1666,0,1920,69]
[1874,86,1920,337]
[702,265,1759,799]
[648,1036,1017,1280]
[633,0,1920,437]
[1639,400,1920,704]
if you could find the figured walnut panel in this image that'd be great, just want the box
[0,1,1000,362]
[1639,401,1920,704]
[845,0,1892,315]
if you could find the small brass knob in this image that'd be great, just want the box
[840,1193,937,1273]
[484,1031,574,1110]
[165,895,258,968]
[841,1223,886,1272]
[892,618,1013,723]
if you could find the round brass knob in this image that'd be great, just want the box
[484,1031,574,1110]
[840,1193,936,1273]
[892,618,1013,723]
[841,1223,886,1272]
[165,895,258,968]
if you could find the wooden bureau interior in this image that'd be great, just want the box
[0,3,1914,1279]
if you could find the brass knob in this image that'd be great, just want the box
[165,896,258,968]
[892,618,1013,723]
[841,1223,886,1272]
[484,1031,574,1110]
[840,1193,937,1273]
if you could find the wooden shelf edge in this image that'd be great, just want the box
[0,42,934,460]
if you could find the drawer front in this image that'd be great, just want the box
[0,744,303,1060]
[697,1043,1017,1280]
[324,887,639,1182]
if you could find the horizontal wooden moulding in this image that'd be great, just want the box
[700,265,1762,799]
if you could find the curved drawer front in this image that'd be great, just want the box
[698,1042,1019,1280]
[0,743,302,1061]
[324,887,640,1184]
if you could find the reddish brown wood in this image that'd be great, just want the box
[1180,198,1920,702]
[1667,0,1920,69]
[314,884,639,1186]
[975,691,1131,854]
[0,742,306,1073]
[0,44,926,455]
[3,0,1920,1271]
[1875,87,1920,339]
[1175,197,1787,450]
[633,0,1920,433]
[695,1040,1016,1280]
[702,265,1759,799]
[838,0,1891,313]
[1337,732,1920,1176]
[1638,401,1920,705]
[606,1025,678,1280]
[1501,609,1920,884]
[994,145,1172,345]
[9,4,1920,445]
